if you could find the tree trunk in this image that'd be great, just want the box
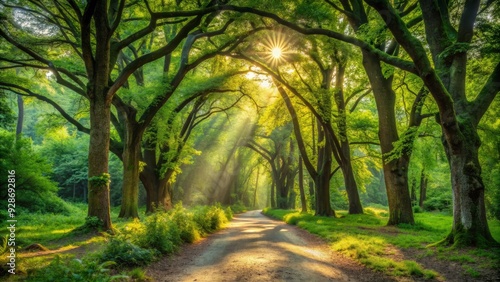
[341,157,363,214]
[16,95,23,138]
[87,95,112,231]
[411,177,417,206]
[442,120,494,246]
[419,171,427,209]
[334,64,363,214]
[298,156,307,213]
[253,166,260,208]
[315,125,335,217]
[362,51,414,225]
[118,131,140,218]
[270,177,276,208]
[308,178,315,210]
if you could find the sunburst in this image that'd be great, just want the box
[260,30,292,66]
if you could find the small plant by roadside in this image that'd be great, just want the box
[100,238,158,266]
[26,256,127,282]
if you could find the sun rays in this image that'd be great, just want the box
[260,30,292,66]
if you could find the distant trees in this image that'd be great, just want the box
[0,0,247,227]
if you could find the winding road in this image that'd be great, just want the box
[147,210,391,282]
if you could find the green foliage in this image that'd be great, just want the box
[27,256,127,282]
[0,129,71,214]
[88,173,111,187]
[0,235,7,255]
[82,216,103,230]
[169,203,201,243]
[383,126,419,163]
[100,238,158,267]
[263,208,499,279]
[136,211,181,254]
[413,205,423,213]
[192,204,229,235]
[230,202,248,214]
[423,193,452,212]
[0,92,15,129]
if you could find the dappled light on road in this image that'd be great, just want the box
[148,210,356,281]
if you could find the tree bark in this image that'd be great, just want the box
[118,126,140,218]
[334,64,363,214]
[253,166,260,208]
[16,95,23,138]
[442,119,494,246]
[361,51,414,225]
[315,124,335,217]
[87,94,112,231]
[364,0,497,246]
[298,156,307,213]
[419,170,427,209]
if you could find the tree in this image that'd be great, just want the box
[0,1,239,225]
[364,0,499,246]
[245,123,298,209]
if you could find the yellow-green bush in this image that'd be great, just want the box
[169,204,201,243]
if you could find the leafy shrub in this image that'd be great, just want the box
[230,202,247,214]
[27,256,127,282]
[225,206,234,220]
[0,130,71,214]
[100,238,158,267]
[193,204,229,235]
[85,216,103,229]
[136,211,181,254]
[283,212,303,225]
[413,205,423,213]
[169,204,200,243]
[423,195,452,212]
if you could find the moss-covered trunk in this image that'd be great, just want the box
[315,126,335,217]
[87,94,112,231]
[442,118,494,246]
[118,127,140,218]
[362,51,414,225]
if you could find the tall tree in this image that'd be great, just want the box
[364,0,499,246]
[0,1,238,223]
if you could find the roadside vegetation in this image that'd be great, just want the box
[263,207,500,281]
[0,202,239,281]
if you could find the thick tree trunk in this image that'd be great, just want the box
[362,51,414,225]
[118,132,140,218]
[442,120,494,246]
[276,181,288,209]
[315,125,335,217]
[87,95,112,231]
[315,169,334,216]
[142,172,174,213]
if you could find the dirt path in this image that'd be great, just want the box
[147,210,395,282]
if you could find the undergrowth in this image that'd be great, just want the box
[5,202,233,281]
[263,206,500,280]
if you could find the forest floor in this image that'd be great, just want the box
[146,210,396,281]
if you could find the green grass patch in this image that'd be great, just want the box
[1,202,233,281]
[263,206,500,280]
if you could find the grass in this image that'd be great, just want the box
[263,206,500,280]
[1,202,235,281]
